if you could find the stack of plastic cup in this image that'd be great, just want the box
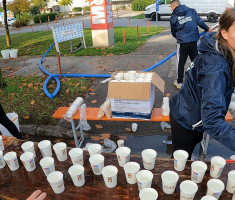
[21,141,36,158]
[210,156,226,178]
[38,140,52,157]
[124,162,140,184]
[88,144,102,156]
[39,157,55,176]
[226,170,235,193]
[53,142,67,162]
[161,170,179,194]
[47,171,65,194]
[68,165,85,187]
[180,180,198,200]
[141,149,157,170]
[191,161,207,183]
[0,136,4,151]
[136,170,153,191]
[20,152,36,172]
[101,165,118,188]
[128,71,136,81]
[139,188,158,200]
[132,123,138,132]
[116,147,131,167]
[4,151,19,171]
[69,148,84,165]
[206,179,224,199]
[0,150,6,169]
[173,150,189,171]
[201,196,217,200]
[89,154,104,175]
[117,140,124,148]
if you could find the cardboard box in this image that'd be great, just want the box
[107,72,165,119]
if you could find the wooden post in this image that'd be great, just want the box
[123,29,126,44]
[57,52,62,77]
[39,17,42,24]
[55,15,58,23]
[48,16,50,23]
[148,20,150,34]
[31,24,33,32]
[128,18,131,28]
[137,25,139,38]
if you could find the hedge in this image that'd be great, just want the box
[33,12,57,24]
[132,0,156,11]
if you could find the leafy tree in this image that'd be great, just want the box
[30,5,40,15]
[58,0,73,16]
[9,0,30,19]
[31,0,49,13]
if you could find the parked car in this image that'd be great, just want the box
[2,17,16,26]
[144,0,234,22]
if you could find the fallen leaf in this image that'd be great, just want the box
[89,88,95,91]
[166,93,171,97]
[91,100,97,104]
[81,86,86,90]
[95,124,103,129]
[91,135,100,141]
[119,136,127,140]
[66,89,70,94]
[68,140,75,146]
[90,92,95,95]
[30,100,35,105]
[25,134,30,138]
[28,83,33,88]
[100,133,110,139]
[124,128,131,133]
[53,138,64,143]
[75,83,80,87]
[24,116,30,119]
[34,86,38,90]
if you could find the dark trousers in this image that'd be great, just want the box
[170,113,203,160]
[0,104,23,139]
[177,42,198,83]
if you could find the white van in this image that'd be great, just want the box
[144,0,234,22]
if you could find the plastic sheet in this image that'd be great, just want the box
[102,138,117,153]
[78,104,91,131]
[160,121,171,131]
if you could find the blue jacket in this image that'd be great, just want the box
[170,5,209,43]
[170,32,235,152]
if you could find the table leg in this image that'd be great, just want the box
[71,119,79,148]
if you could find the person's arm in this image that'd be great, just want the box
[26,190,47,200]
[199,65,235,151]
[193,9,210,32]
[170,17,176,38]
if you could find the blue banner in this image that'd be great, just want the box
[156,0,159,12]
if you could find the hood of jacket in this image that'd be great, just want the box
[173,5,189,16]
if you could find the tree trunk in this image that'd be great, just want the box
[0,68,7,89]
[3,0,11,47]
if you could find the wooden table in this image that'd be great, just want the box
[0,136,234,200]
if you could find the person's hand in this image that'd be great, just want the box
[26,190,47,200]
[208,26,213,32]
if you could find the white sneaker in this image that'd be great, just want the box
[174,80,182,89]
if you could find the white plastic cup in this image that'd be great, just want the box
[210,156,226,178]
[20,152,36,172]
[39,157,55,176]
[38,140,52,157]
[21,141,36,158]
[117,140,124,148]
[53,142,67,162]
[89,154,104,175]
[115,147,131,167]
[201,196,217,200]
[191,161,207,183]
[180,180,198,200]
[161,170,179,194]
[226,170,235,193]
[124,162,140,184]
[132,123,138,132]
[1,49,10,59]
[9,49,18,58]
[136,170,153,191]
[47,171,65,194]
[68,165,85,187]
[101,165,118,188]
[69,148,83,165]
[0,136,4,151]
[0,150,6,169]
[142,149,157,170]
[173,150,189,171]
[4,151,19,171]
[139,188,158,200]
[206,179,225,199]
[88,144,102,156]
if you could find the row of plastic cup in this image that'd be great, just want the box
[1,49,18,59]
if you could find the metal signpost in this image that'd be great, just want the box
[156,0,159,22]
[51,22,86,77]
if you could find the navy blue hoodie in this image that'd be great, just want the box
[170,5,209,43]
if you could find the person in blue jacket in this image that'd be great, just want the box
[170,7,235,160]
[170,0,212,89]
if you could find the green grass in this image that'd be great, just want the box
[0,27,165,56]
[0,76,92,125]
[130,13,145,19]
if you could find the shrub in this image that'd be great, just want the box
[33,12,57,24]
[58,12,65,19]
[12,19,30,28]
[83,6,90,12]
[132,0,155,11]
[72,7,82,12]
